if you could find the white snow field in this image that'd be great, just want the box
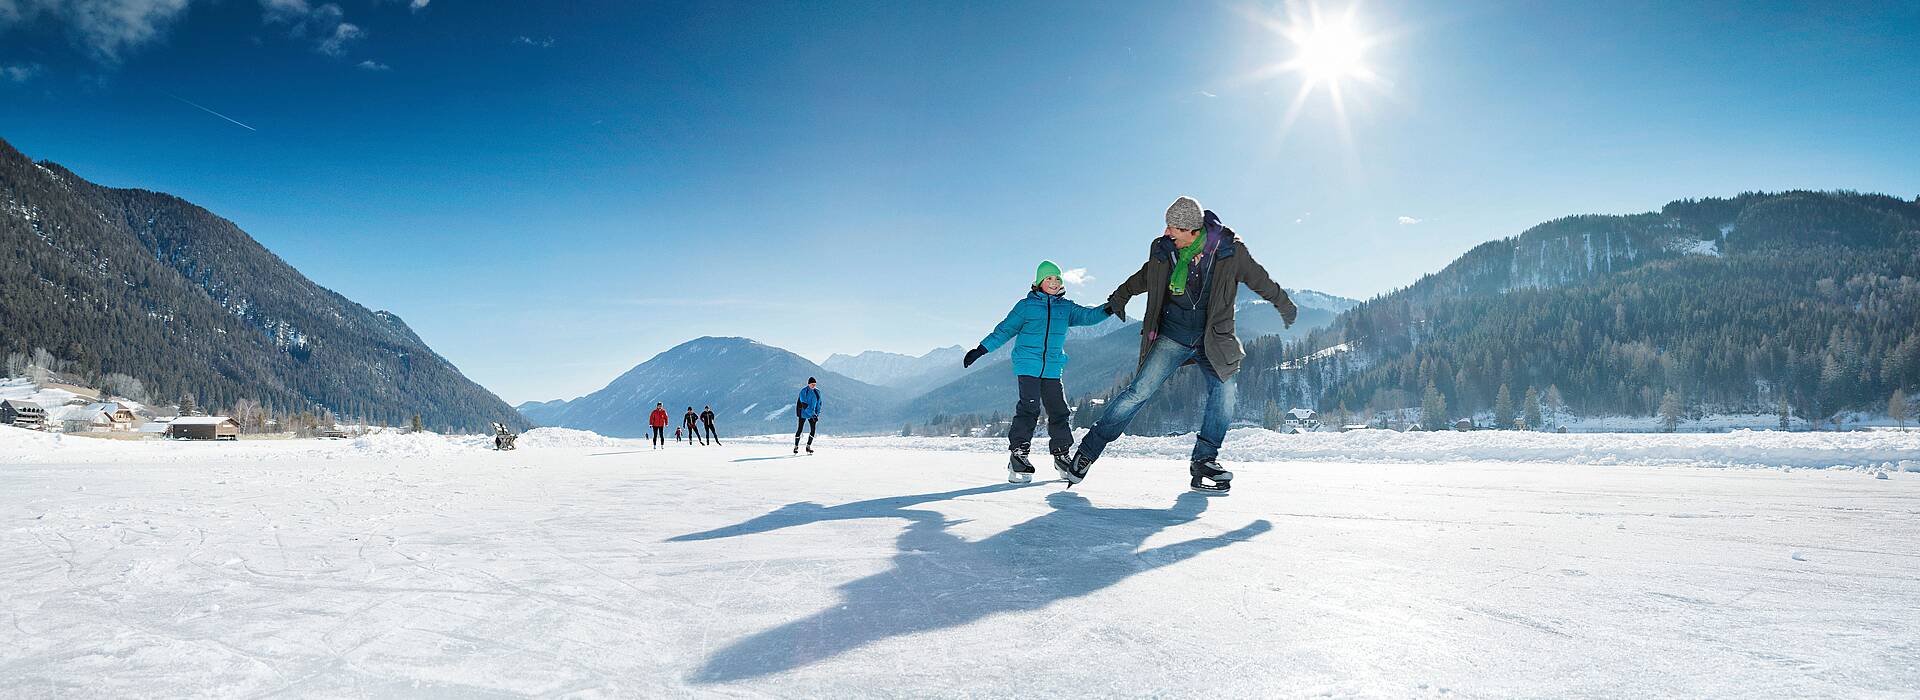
[3,427,1918,698]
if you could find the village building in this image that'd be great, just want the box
[167,416,240,441]
[2,399,46,429]
[84,402,139,431]
[1283,408,1322,433]
[47,404,113,433]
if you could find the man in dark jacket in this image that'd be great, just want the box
[1062,196,1297,493]
[700,406,720,445]
[684,407,705,446]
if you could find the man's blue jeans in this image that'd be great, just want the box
[1077,336,1237,463]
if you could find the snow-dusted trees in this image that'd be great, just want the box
[232,399,264,433]
[99,373,150,404]
[1893,389,1910,431]
[1524,387,1543,430]
[1494,384,1515,430]
[1420,381,1448,430]
[1659,390,1684,432]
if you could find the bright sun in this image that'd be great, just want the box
[1250,2,1387,141]
[1282,6,1376,91]
[1294,17,1368,86]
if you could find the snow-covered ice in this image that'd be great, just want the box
[3,426,1918,697]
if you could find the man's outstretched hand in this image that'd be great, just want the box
[1105,302,1127,322]
[1279,298,1298,329]
[962,345,988,368]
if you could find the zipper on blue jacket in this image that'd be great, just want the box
[1040,296,1053,378]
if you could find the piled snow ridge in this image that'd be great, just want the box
[772,428,1920,472]
[513,427,639,450]
[347,431,491,458]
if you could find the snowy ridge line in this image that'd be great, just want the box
[735,428,1920,472]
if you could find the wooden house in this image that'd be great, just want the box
[168,416,240,441]
[1,399,46,429]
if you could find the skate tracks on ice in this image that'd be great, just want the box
[2,434,1917,697]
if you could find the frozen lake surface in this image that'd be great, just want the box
[3,428,1918,697]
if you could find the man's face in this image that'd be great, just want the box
[1039,275,1064,295]
[1164,225,1201,248]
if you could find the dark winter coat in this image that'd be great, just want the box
[700,410,715,426]
[1106,210,1297,381]
[978,289,1111,379]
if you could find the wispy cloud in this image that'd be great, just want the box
[355,59,389,71]
[260,0,365,57]
[168,92,257,131]
[2,63,43,82]
[1062,268,1094,286]
[513,35,554,48]
[318,21,361,56]
[0,0,192,63]
[1397,216,1422,225]
[407,0,428,11]
[1198,90,1217,98]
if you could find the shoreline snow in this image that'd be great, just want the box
[6,424,1917,473]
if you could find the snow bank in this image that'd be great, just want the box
[513,427,640,450]
[747,428,1920,472]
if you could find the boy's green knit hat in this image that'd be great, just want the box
[1035,260,1063,286]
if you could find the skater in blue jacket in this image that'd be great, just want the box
[962,260,1115,483]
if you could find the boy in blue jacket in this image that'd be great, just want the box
[962,260,1114,482]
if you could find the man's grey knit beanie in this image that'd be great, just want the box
[1166,196,1204,231]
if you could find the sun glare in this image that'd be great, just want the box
[1294,17,1368,86]
[1247,1,1389,143]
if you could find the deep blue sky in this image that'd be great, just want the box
[4,1,1917,403]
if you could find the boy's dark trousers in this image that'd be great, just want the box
[1009,375,1073,455]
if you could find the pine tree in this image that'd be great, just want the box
[1493,384,1514,430]
[1778,393,1791,431]
[901,423,913,437]
[1421,380,1448,431]
[410,414,423,433]
[1263,400,1282,432]
[1659,390,1683,432]
[179,393,197,417]
[1523,387,1542,430]
[1893,389,1910,431]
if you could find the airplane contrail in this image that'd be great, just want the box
[167,93,257,132]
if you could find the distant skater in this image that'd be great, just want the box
[684,407,705,446]
[962,260,1113,483]
[675,427,683,443]
[649,402,669,449]
[794,377,822,454]
[701,406,721,445]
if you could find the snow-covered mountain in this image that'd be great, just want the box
[821,345,968,394]
[0,137,523,432]
[518,337,898,436]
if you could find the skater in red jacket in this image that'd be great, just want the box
[648,402,669,449]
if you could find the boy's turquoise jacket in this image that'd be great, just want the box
[979,290,1110,379]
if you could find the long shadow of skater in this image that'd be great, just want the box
[676,488,1272,683]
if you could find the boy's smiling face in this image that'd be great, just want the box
[1039,275,1063,295]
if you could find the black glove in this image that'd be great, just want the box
[962,345,988,368]
[1105,302,1127,322]
[1279,299,1298,329]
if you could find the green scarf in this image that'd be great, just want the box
[1169,230,1208,295]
